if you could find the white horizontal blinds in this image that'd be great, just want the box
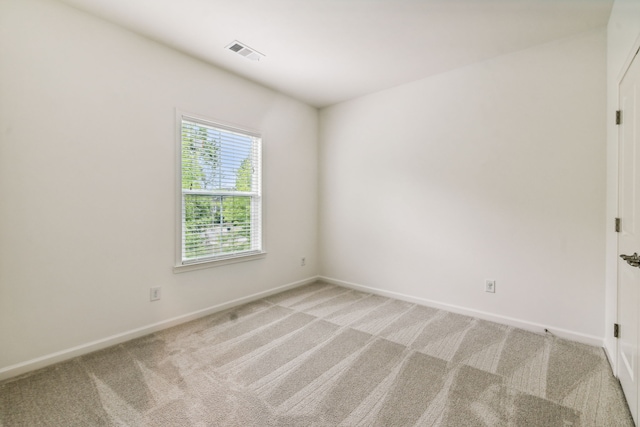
[181,117,261,263]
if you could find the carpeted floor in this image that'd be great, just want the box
[0,281,634,426]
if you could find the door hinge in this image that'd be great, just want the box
[615,218,621,232]
[616,110,622,125]
[614,323,620,338]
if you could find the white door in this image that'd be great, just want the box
[618,51,640,425]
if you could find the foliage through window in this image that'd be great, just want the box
[179,116,262,265]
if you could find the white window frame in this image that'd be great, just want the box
[174,111,265,272]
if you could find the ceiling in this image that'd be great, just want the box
[58,0,613,108]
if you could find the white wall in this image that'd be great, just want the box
[0,0,621,381]
[604,0,640,369]
[0,0,318,376]
[319,29,607,343]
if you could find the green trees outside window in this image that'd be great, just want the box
[181,119,260,262]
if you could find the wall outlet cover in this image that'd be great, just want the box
[485,280,496,293]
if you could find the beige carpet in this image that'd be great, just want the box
[0,282,633,426]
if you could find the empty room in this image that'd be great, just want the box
[1,0,640,425]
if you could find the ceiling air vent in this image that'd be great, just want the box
[226,41,264,62]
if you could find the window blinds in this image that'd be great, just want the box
[180,117,262,264]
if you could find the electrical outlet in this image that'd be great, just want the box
[150,287,161,301]
[301,257,306,267]
[485,280,496,293]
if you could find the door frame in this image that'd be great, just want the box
[615,46,640,426]
[612,34,640,378]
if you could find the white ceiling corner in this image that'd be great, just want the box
[56,0,613,108]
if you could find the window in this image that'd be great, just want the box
[176,113,263,270]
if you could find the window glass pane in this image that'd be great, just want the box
[183,194,220,260]
[183,194,254,260]
[181,120,255,192]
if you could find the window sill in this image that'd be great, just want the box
[173,251,267,273]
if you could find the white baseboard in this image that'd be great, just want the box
[0,276,319,382]
[320,276,604,348]
[3,274,605,382]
